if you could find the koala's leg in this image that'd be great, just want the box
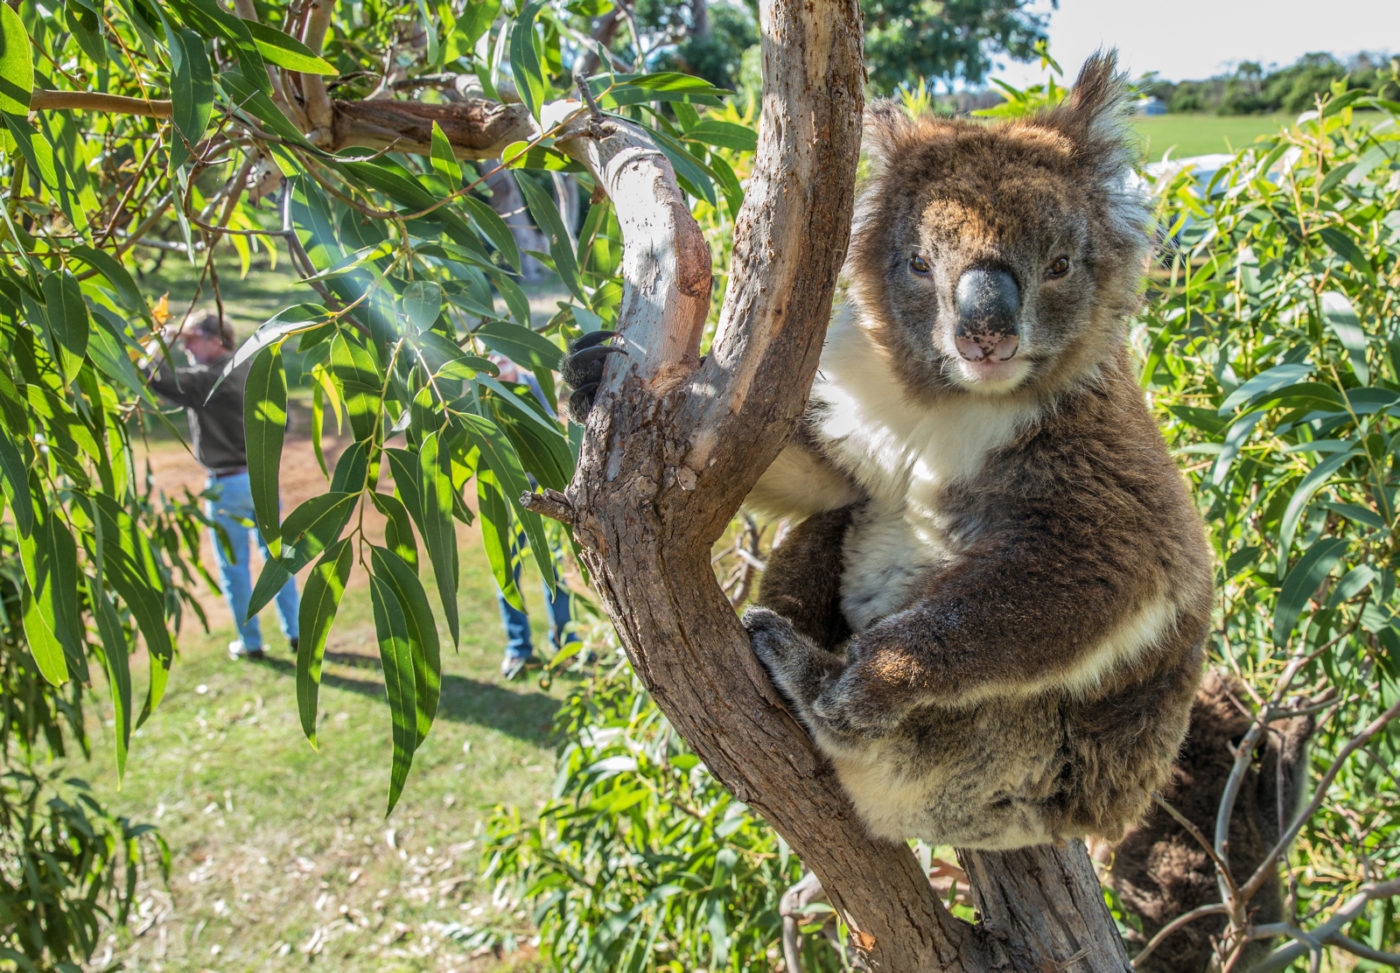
[745,607,851,732]
[748,507,861,734]
[756,506,855,651]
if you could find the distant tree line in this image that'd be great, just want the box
[1141,51,1400,114]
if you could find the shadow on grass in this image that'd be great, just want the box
[260,652,566,747]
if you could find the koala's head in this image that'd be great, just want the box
[848,54,1150,401]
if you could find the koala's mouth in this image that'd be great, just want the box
[947,348,1033,393]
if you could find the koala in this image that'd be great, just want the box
[739,53,1214,852]
[1107,670,1313,973]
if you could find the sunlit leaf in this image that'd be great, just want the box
[244,344,288,553]
[297,538,354,746]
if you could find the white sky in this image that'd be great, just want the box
[989,0,1400,87]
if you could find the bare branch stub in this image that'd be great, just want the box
[520,489,575,526]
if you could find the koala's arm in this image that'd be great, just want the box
[776,507,1207,734]
[755,506,855,652]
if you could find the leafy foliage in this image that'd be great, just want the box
[862,0,1052,95]
[1140,90,1400,962]
[0,0,757,961]
[482,653,845,973]
[1,547,169,968]
[1160,52,1400,116]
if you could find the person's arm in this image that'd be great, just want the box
[145,354,218,408]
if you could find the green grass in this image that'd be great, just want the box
[75,438,597,970]
[1129,110,1386,161]
[1129,112,1297,160]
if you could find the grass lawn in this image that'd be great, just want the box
[1129,112,1297,160]
[1129,110,1386,161]
[75,425,597,970]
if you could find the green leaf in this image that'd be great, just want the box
[244,344,288,553]
[385,448,427,533]
[429,122,462,183]
[21,585,68,685]
[69,246,142,311]
[19,508,85,684]
[419,430,459,647]
[167,27,215,171]
[371,490,419,570]
[296,537,354,746]
[402,281,443,334]
[89,580,132,779]
[40,270,89,383]
[93,496,173,721]
[1277,449,1358,555]
[460,195,522,273]
[477,466,522,610]
[1323,294,1370,385]
[0,426,33,536]
[474,320,562,374]
[0,3,33,116]
[1318,226,1375,281]
[458,411,553,591]
[1274,537,1350,647]
[369,568,418,815]
[508,0,548,120]
[515,173,586,304]
[1219,363,1313,414]
[369,545,440,745]
[246,491,358,616]
[243,20,337,74]
[330,332,382,442]
[683,119,758,153]
[452,0,499,48]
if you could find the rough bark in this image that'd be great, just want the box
[330,98,535,159]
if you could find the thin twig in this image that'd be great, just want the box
[29,89,172,117]
[1130,902,1230,968]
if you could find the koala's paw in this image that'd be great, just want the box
[561,330,626,424]
[743,607,803,673]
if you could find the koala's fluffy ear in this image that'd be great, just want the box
[1045,51,1135,181]
[863,99,915,168]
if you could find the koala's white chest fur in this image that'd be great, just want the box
[809,314,1041,631]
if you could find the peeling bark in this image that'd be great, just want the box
[330,98,535,159]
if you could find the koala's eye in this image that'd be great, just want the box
[1045,256,1071,279]
[909,254,932,276]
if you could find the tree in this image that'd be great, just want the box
[3,0,1397,970]
[862,0,1054,94]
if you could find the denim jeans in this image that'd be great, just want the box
[205,472,299,651]
[496,541,576,663]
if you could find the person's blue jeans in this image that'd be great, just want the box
[206,472,299,651]
[496,541,576,663]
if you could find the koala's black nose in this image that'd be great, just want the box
[954,267,1021,362]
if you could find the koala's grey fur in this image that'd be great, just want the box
[744,54,1214,852]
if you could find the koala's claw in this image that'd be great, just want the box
[743,607,798,669]
[561,331,626,423]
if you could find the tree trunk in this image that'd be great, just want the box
[544,0,1134,968]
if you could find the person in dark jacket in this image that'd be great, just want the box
[147,310,299,661]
